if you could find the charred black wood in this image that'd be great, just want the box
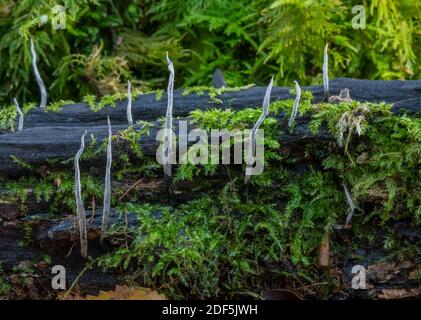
[2,78,420,131]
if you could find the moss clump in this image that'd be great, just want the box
[182,84,255,104]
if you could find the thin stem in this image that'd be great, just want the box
[288,81,301,128]
[13,98,24,131]
[323,43,329,101]
[75,130,88,258]
[101,117,113,242]
[127,80,133,125]
[30,39,47,108]
[164,52,174,179]
[245,75,274,184]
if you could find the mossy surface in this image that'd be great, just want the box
[1,93,420,299]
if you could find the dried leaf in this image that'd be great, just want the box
[378,287,421,300]
[65,285,166,300]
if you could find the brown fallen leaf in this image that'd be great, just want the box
[63,285,166,300]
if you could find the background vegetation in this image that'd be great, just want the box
[0,0,420,106]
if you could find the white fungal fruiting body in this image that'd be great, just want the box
[30,39,47,108]
[245,76,274,184]
[288,81,301,128]
[323,43,329,99]
[127,80,133,125]
[163,52,174,178]
[75,130,88,258]
[343,184,355,226]
[101,117,112,242]
[13,98,24,131]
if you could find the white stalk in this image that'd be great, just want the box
[164,52,174,178]
[323,43,329,100]
[245,76,274,184]
[13,98,24,131]
[288,81,301,128]
[30,39,47,108]
[75,130,88,258]
[127,80,133,125]
[343,184,355,226]
[101,117,112,242]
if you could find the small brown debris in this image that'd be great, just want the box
[378,287,421,300]
[356,152,369,164]
[319,232,330,267]
[328,88,353,104]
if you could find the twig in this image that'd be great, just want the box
[118,179,144,201]
[65,258,98,296]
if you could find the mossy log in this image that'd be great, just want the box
[4,78,421,131]
[1,79,421,298]
[0,103,417,175]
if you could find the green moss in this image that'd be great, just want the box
[0,102,36,131]
[45,100,75,113]
[1,97,419,299]
[0,263,12,298]
[182,84,255,104]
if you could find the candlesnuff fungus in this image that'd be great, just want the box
[245,75,274,184]
[101,117,112,242]
[343,184,355,226]
[212,68,226,88]
[13,98,24,131]
[75,130,88,258]
[127,80,133,125]
[323,43,329,101]
[288,81,301,128]
[30,39,47,108]
[163,52,175,179]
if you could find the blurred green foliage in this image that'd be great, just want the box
[0,0,420,105]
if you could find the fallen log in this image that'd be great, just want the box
[2,78,420,132]
[1,94,419,176]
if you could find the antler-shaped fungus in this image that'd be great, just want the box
[343,184,355,226]
[288,81,301,128]
[163,52,174,179]
[30,39,47,108]
[127,80,133,125]
[101,117,112,242]
[323,43,329,101]
[75,130,88,258]
[13,98,24,131]
[245,76,274,184]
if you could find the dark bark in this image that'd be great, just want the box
[2,78,420,131]
[0,103,418,176]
